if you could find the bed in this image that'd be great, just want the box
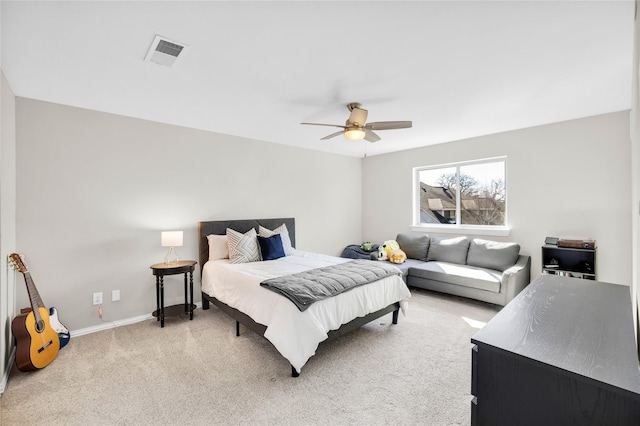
[198,218,411,376]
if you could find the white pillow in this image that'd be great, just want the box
[207,234,229,261]
[258,223,294,255]
[226,228,261,264]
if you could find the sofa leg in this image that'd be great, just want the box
[392,309,399,324]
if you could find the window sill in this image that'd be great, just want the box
[410,224,511,237]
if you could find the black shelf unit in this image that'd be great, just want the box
[541,245,596,280]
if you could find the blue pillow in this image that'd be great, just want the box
[258,234,286,261]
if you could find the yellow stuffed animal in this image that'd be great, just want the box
[382,240,400,256]
[388,249,407,264]
[381,240,406,264]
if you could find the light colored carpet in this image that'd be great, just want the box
[0,288,499,426]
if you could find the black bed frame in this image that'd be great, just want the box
[198,218,400,377]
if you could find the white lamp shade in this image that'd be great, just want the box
[161,231,183,247]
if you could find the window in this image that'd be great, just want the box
[413,157,507,235]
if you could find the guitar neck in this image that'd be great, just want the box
[9,253,48,328]
[23,272,45,311]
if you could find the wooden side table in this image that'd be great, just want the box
[150,260,197,328]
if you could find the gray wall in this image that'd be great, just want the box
[362,111,631,287]
[9,101,637,347]
[15,98,362,331]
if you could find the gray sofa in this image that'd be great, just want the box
[393,233,531,306]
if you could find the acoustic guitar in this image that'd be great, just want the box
[10,253,60,371]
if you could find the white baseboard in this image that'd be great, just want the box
[0,348,16,394]
[70,301,203,338]
[70,313,153,337]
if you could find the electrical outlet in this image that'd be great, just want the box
[112,289,120,302]
[92,292,103,306]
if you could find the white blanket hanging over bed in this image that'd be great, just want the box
[201,250,411,373]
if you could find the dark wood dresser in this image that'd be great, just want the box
[471,274,640,425]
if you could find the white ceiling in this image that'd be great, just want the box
[1,1,635,157]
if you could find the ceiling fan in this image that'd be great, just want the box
[301,103,412,142]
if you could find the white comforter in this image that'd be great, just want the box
[201,250,411,373]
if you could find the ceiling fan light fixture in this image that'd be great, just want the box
[301,103,411,143]
[344,128,365,141]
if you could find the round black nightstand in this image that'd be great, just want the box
[150,260,197,327]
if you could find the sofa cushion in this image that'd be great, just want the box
[392,258,426,280]
[396,233,430,261]
[408,261,501,293]
[426,236,470,265]
[467,239,520,272]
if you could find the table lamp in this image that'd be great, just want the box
[161,231,183,265]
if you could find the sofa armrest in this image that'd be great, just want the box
[501,255,531,304]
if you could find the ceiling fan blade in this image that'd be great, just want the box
[364,129,381,142]
[365,121,412,131]
[321,130,345,140]
[301,122,347,129]
[347,107,368,126]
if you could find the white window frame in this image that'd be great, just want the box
[411,156,510,237]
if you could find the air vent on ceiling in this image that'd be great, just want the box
[144,35,189,67]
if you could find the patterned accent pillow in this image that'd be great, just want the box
[226,228,260,264]
[258,223,294,255]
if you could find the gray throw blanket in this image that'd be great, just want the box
[340,244,379,260]
[260,259,401,311]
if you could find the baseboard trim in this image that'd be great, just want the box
[70,313,153,337]
[0,348,16,394]
[70,302,203,338]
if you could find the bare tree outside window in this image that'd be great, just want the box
[416,159,506,227]
[436,172,478,196]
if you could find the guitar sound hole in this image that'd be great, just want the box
[35,320,45,333]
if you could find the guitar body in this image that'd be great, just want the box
[11,306,60,371]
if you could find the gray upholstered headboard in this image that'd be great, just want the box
[198,218,296,272]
